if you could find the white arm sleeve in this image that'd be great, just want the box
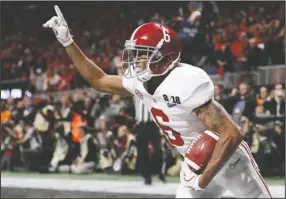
[122,76,135,95]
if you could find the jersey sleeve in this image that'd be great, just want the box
[122,76,135,95]
[183,68,214,113]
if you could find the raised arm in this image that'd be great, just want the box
[65,43,130,95]
[43,5,131,96]
[194,99,243,188]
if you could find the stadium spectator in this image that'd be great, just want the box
[58,95,73,123]
[6,96,15,112]
[1,102,12,124]
[30,68,46,92]
[48,125,71,173]
[213,82,235,114]
[44,68,62,92]
[82,97,96,127]
[264,84,285,116]
[162,135,183,177]
[70,126,97,174]
[256,86,270,106]
[16,121,42,171]
[96,116,115,173]
[33,104,56,169]
[231,82,256,130]
[0,119,18,171]
[112,48,123,76]
[113,125,137,174]
[212,42,235,74]
[247,37,268,70]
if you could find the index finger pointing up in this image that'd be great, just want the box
[54,5,66,23]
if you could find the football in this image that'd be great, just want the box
[184,130,218,174]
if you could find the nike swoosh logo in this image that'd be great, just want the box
[183,173,195,182]
[167,103,177,108]
[229,157,241,169]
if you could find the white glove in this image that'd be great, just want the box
[43,5,73,47]
[180,161,203,191]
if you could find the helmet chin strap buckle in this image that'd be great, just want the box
[137,70,152,82]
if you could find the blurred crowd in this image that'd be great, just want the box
[1,1,285,178]
[0,91,183,177]
[214,82,285,176]
[176,1,285,74]
[1,2,285,93]
[1,92,140,174]
[1,82,285,177]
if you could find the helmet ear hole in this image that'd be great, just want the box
[161,56,169,64]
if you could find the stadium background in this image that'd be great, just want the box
[1,1,285,198]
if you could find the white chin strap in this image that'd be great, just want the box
[137,70,152,82]
[137,52,181,83]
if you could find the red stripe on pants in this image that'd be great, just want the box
[239,141,272,198]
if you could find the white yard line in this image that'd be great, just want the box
[1,176,285,198]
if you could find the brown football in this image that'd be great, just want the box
[184,130,218,174]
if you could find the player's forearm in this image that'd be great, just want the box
[194,100,243,188]
[199,132,242,188]
[65,42,107,89]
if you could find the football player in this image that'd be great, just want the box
[43,6,272,198]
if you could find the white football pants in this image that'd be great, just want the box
[176,140,272,198]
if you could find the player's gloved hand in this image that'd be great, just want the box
[180,161,203,191]
[42,5,73,47]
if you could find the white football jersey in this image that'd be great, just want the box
[122,63,214,155]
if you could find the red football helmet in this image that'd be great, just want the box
[122,22,182,82]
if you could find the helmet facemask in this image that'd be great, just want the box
[121,39,180,82]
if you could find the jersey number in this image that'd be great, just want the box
[151,107,184,146]
[162,28,171,43]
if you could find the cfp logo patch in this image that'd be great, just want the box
[135,89,143,99]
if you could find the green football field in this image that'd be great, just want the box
[1,171,285,185]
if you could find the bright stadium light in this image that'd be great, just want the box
[1,90,10,99]
[11,89,22,98]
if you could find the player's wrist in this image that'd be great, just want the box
[198,174,208,189]
[197,177,205,189]
[58,32,73,47]
[61,37,74,47]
